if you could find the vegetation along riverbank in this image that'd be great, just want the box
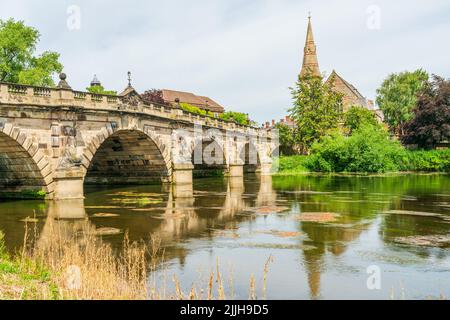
[275,71,450,174]
[0,221,270,300]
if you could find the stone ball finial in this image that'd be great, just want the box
[57,72,71,89]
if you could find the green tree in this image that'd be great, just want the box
[86,85,117,96]
[274,123,297,155]
[376,69,428,135]
[402,75,450,149]
[308,124,404,173]
[179,102,214,117]
[220,111,254,126]
[343,105,379,133]
[0,19,62,86]
[289,72,343,154]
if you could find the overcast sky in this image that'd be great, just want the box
[1,0,449,124]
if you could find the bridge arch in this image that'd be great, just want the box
[190,135,229,178]
[82,128,172,185]
[239,140,262,173]
[0,127,51,198]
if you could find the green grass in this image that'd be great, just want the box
[0,231,59,300]
[274,156,310,175]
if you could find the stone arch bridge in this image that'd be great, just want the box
[0,78,277,200]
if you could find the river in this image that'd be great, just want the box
[1,174,449,299]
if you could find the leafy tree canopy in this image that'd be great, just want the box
[343,105,379,133]
[376,69,428,134]
[289,72,343,153]
[402,75,450,149]
[308,124,403,173]
[274,123,297,155]
[179,102,214,117]
[0,19,62,86]
[86,85,117,96]
[141,89,167,105]
[220,111,254,126]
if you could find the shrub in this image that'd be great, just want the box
[141,89,167,105]
[343,105,379,133]
[306,125,404,173]
[219,111,251,126]
[180,103,214,117]
[86,85,117,95]
[400,149,450,172]
[277,155,309,173]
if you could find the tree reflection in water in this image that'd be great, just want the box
[0,173,449,299]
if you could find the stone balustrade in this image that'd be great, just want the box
[0,81,270,138]
[0,79,276,200]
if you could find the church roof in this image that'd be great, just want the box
[305,15,315,43]
[326,70,366,102]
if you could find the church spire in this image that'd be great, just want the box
[300,14,321,77]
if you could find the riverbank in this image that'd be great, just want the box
[274,149,450,175]
[0,237,58,299]
[0,222,265,300]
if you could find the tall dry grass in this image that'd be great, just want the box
[13,218,273,300]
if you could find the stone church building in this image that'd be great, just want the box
[264,16,381,129]
[301,16,374,112]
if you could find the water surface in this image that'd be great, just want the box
[1,174,449,299]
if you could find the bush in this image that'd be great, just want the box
[343,105,379,133]
[306,125,404,173]
[277,155,309,173]
[86,85,117,95]
[399,149,450,172]
[180,103,214,117]
[219,111,251,126]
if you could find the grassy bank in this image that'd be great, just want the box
[274,155,310,175]
[0,233,58,299]
[0,222,270,300]
[275,149,450,175]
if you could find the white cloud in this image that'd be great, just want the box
[1,0,449,123]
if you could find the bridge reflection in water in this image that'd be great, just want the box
[39,175,276,243]
[1,174,450,299]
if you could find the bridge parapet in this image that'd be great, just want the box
[0,78,277,200]
[0,81,270,138]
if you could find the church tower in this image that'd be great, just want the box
[300,15,321,77]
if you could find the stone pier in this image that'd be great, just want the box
[0,75,277,200]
